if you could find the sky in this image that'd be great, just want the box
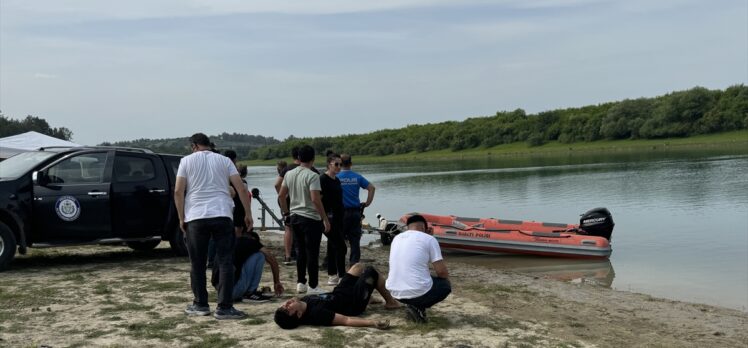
[0,0,746,145]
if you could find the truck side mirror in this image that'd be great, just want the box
[32,171,48,186]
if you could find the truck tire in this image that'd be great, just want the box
[169,227,188,257]
[0,222,17,271]
[126,240,161,251]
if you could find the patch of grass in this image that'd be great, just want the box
[240,317,266,326]
[555,342,583,348]
[65,341,88,348]
[146,311,162,319]
[105,316,123,321]
[0,284,61,308]
[289,334,313,343]
[61,273,86,282]
[187,333,239,348]
[398,314,451,333]
[85,329,115,338]
[98,302,155,315]
[163,295,190,304]
[460,314,528,331]
[314,328,351,348]
[136,280,185,293]
[118,316,185,341]
[468,283,537,296]
[93,282,112,295]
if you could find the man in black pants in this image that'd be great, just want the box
[174,133,252,320]
[279,145,330,295]
[273,264,399,329]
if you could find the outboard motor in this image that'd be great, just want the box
[579,207,615,241]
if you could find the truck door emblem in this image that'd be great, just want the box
[55,196,81,221]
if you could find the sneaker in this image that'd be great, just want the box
[296,283,308,294]
[307,286,326,295]
[214,307,247,320]
[244,291,272,303]
[327,275,340,285]
[184,304,210,316]
[404,304,427,323]
[283,257,294,266]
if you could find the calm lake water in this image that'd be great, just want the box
[247,147,748,311]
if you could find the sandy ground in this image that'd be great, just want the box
[0,233,746,348]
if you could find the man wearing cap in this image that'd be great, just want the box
[337,154,375,265]
[385,214,451,323]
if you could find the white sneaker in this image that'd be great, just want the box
[296,283,308,294]
[327,275,340,285]
[307,287,327,295]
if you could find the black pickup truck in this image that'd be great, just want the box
[0,146,188,271]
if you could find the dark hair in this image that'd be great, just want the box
[209,142,220,153]
[224,150,237,162]
[238,164,248,177]
[340,153,352,166]
[189,133,211,147]
[291,146,300,160]
[276,160,288,175]
[297,145,315,163]
[274,308,301,329]
[326,152,340,165]
[406,214,428,227]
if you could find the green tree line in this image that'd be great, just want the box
[0,115,74,140]
[249,85,748,160]
[102,132,280,157]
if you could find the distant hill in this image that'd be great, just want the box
[248,85,748,160]
[100,132,280,158]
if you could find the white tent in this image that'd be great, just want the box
[0,131,81,159]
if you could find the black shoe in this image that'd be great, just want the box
[244,291,272,303]
[214,307,247,320]
[404,304,427,323]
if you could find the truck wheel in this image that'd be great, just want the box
[169,227,188,257]
[126,240,161,251]
[0,222,17,271]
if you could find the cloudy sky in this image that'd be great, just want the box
[1,0,746,145]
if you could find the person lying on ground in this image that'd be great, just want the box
[273,263,399,329]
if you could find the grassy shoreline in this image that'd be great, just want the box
[244,130,748,166]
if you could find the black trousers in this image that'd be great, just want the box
[291,215,324,288]
[186,217,235,309]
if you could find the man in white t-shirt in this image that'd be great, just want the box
[385,214,451,323]
[174,133,253,320]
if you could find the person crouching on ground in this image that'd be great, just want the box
[211,230,284,303]
[385,214,451,323]
[274,263,399,329]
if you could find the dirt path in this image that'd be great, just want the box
[0,234,745,348]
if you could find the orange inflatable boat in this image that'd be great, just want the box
[381,208,615,259]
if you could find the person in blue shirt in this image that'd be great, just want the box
[336,154,375,265]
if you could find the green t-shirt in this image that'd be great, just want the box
[282,166,322,220]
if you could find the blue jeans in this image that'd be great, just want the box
[186,217,236,309]
[232,252,265,300]
[343,209,362,264]
[398,277,452,311]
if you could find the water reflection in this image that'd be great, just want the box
[445,253,615,287]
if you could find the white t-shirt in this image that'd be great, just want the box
[385,230,444,299]
[176,150,239,222]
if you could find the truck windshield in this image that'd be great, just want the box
[0,151,57,180]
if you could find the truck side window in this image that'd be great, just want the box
[47,153,108,184]
[114,156,156,183]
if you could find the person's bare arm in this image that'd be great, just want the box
[174,176,187,233]
[310,189,330,233]
[260,247,284,296]
[273,175,283,193]
[364,183,375,207]
[331,314,389,329]
[229,174,253,231]
[433,260,449,279]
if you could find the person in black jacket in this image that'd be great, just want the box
[320,152,347,285]
[273,263,399,329]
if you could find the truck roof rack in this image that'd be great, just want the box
[37,146,154,154]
